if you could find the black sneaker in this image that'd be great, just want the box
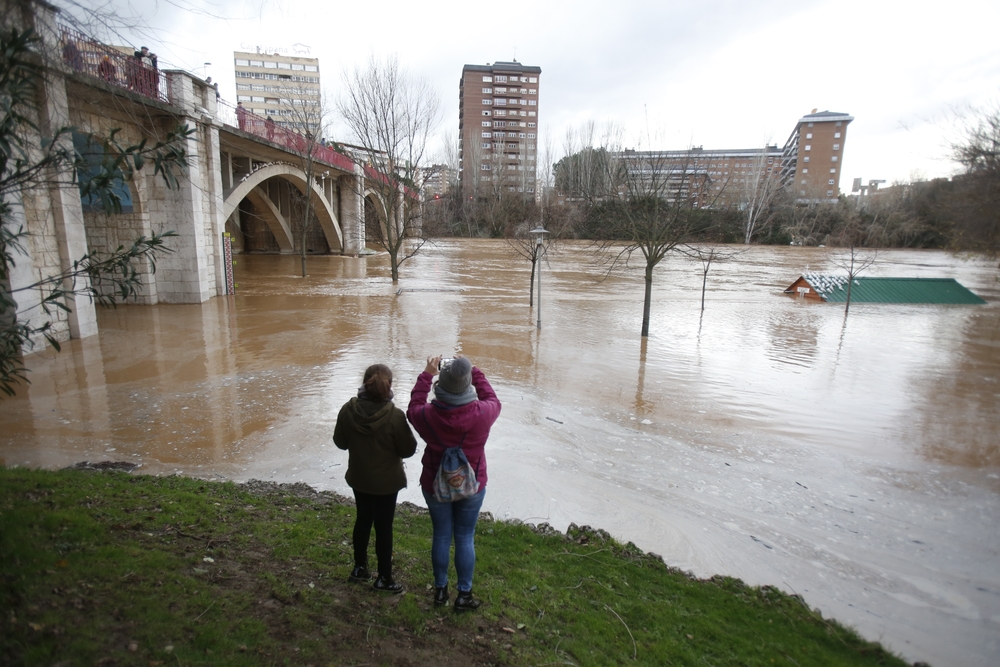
[434,585,449,607]
[372,575,403,594]
[454,590,481,612]
[349,565,371,582]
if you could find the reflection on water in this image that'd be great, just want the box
[2,242,998,472]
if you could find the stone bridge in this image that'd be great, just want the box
[7,1,406,350]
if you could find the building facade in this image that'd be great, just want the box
[459,61,541,197]
[233,51,321,130]
[560,109,853,208]
[780,110,853,203]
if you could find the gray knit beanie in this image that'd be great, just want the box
[437,357,472,395]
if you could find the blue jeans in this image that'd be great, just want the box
[423,488,486,593]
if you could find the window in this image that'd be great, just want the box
[508,165,516,170]
[495,75,507,83]
[802,168,808,173]
[519,111,527,117]
[519,133,526,138]
[528,99,537,106]
[808,122,814,127]
[528,111,536,117]
[507,143,517,148]
[495,109,506,116]
[482,143,491,149]
[528,122,536,128]
[520,88,527,94]
[527,133,536,138]
[482,76,492,82]
[827,190,834,196]
[804,145,811,151]
[305,65,318,72]
[481,164,491,170]
[495,87,506,93]
[264,61,277,69]
[482,99,492,105]
[835,121,842,126]
[833,144,840,150]
[830,168,837,173]
[806,133,812,139]
[494,121,504,127]
[529,77,537,83]
[482,110,491,116]
[834,132,841,139]
[482,121,491,127]
[828,179,835,185]
[237,95,251,102]
[291,64,304,71]
[831,156,838,162]
[278,62,290,69]
[767,158,773,163]
[508,98,518,105]
[235,58,249,66]
[495,98,506,105]
[493,132,504,138]
[482,87,492,93]
[803,156,810,162]
[249,60,263,67]
[482,131,491,138]
[251,96,264,103]
[529,89,536,94]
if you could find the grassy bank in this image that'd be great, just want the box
[0,466,914,666]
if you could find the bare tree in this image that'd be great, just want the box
[338,55,439,282]
[829,208,885,314]
[269,89,332,277]
[950,102,1000,256]
[676,244,742,311]
[583,127,712,337]
[737,142,783,244]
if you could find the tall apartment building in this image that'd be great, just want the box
[459,61,542,196]
[233,51,321,129]
[780,110,853,203]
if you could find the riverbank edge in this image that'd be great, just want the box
[0,463,924,666]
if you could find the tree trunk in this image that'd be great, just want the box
[641,263,654,337]
[701,269,708,312]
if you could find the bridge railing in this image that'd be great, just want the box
[56,22,168,104]
[215,99,355,173]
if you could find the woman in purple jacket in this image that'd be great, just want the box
[408,355,501,611]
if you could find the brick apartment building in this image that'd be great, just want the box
[562,109,853,208]
[459,61,542,197]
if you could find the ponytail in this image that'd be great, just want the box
[362,364,393,402]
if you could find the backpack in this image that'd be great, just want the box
[433,446,480,502]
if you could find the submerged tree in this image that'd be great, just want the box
[1,27,189,396]
[338,55,439,282]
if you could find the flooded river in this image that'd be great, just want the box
[2,240,998,666]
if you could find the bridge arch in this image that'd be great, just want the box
[224,163,343,252]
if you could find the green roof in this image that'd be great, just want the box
[800,275,987,304]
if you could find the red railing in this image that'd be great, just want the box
[215,99,356,173]
[57,23,168,104]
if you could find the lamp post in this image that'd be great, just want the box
[529,226,549,330]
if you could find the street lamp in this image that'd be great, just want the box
[529,226,549,330]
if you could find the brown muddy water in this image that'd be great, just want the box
[2,240,998,666]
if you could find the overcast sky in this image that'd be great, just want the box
[75,0,1000,187]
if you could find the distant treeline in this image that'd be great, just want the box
[422,174,997,254]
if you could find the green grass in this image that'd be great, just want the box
[0,466,913,666]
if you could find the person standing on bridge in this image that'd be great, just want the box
[334,364,417,593]
[265,115,275,141]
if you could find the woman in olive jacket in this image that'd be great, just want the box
[334,364,417,593]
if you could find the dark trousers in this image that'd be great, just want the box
[352,490,398,578]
